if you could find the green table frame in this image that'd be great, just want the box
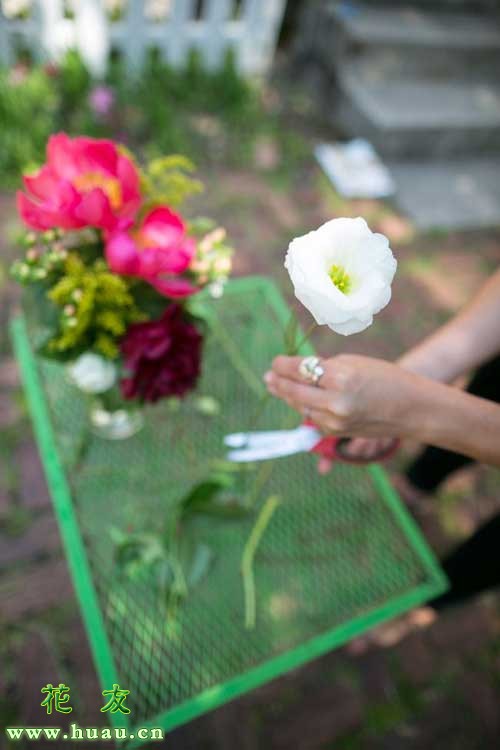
[11,276,447,747]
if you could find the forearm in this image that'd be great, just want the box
[408,378,500,467]
[398,269,500,383]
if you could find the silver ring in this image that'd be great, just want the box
[298,356,325,387]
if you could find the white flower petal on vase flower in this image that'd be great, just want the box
[67,353,117,394]
[285,217,397,336]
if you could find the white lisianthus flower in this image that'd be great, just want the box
[285,217,397,335]
[67,353,117,394]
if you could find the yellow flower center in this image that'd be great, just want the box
[328,264,351,294]
[73,172,122,211]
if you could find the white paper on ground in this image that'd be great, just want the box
[315,139,395,199]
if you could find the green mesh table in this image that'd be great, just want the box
[11,276,447,745]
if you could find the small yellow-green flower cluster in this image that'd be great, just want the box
[10,230,68,284]
[140,154,204,210]
[46,254,144,359]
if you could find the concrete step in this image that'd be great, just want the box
[333,3,500,50]
[388,157,500,230]
[330,3,500,80]
[335,70,500,158]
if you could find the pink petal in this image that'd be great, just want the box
[105,232,140,275]
[75,137,119,175]
[17,188,83,231]
[142,206,185,234]
[47,133,80,180]
[23,166,60,200]
[117,153,141,214]
[17,191,56,230]
[138,244,193,276]
[74,187,118,230]
[151,277,200,298]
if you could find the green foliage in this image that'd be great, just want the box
[141,155,204,209]
[112,524,214,620]
[44,253,144,360]
[0,67,58,186]
[58,49,92,116]
[177,473,249,519]
[111,470,247,620]
[0,48,308,188]
[0,46,292,186]
[112,467,251,620]
[10,234,68,285]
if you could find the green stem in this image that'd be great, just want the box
[293,320,318,355]
[242,459,275,510]
[241,495,281,630]
[242,319,318,443]
[210,315,264,398]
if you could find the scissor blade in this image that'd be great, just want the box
[226,425,321,463]
[227,444,302,462]
[224,429,298,450]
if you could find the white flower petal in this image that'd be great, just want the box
[67,353,117,393]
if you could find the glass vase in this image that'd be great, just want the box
[65,354,144,440]
[89,389,144,440]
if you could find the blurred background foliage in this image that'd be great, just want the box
[0,47,309,188]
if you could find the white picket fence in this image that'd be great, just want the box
[0,0,287,77]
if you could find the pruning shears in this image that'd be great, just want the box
[224,424,399,464]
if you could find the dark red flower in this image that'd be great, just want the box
[120,305,203,403]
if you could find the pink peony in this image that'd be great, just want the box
[17,133,141,232]
[105,206,199,298]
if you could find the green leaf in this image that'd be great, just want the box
[179,477,231,516]
[191,496,251,519]
[184,542,214,587]
[184,296,215,324]
[187,216,217,236]
[177,474,253,519]
[155,558,175,595]
[113,532,166,574]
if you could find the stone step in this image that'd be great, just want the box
[348,44,500,83]
[332,3,500,50]
[335,70,500,158]
[388,157,500,230]
[330,3,500,80]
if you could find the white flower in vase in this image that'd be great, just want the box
[67,353,117,394]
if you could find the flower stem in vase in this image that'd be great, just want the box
[90,387,144,440]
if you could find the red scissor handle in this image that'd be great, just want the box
[310,434,400,465]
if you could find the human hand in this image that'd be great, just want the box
[265,354,425,443]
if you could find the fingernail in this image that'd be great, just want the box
[263,371,273,383]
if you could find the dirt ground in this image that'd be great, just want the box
[1,152,500,749]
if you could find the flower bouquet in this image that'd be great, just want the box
[11,133,233,438]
